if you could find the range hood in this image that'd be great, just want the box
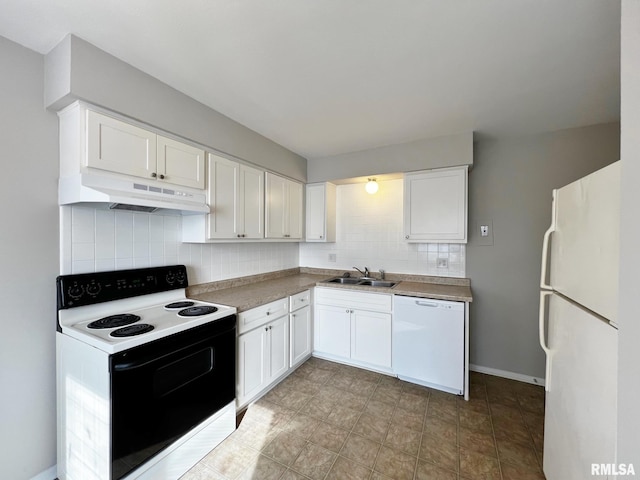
[59,173,209,214]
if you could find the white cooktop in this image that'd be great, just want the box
[57,289,236,354]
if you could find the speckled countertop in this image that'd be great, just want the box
[188,268,472,312]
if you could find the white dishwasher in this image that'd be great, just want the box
[393,295,465,395]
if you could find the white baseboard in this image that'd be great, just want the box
[31,465,56,480]
[470,364,545,387]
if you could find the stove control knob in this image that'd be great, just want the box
[176,271,186,285]
[166,273,176,284]
[86,282,102,297]
[68,283,85,300]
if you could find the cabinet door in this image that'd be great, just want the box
[265,173,303,239]
[265,172,287,238]
[157,135,205,189]
[287,180,303,239]
[351,310,392,368]
[404,166,467,243]
[305,183,326,241]
[86,110,156,179]
[305,183,336,242]
[207,154,240,239]
[237,327,268,406]
[290,306,311,367]
[267,316,289,382]
[314,304,350,358]
[239,165,264,239]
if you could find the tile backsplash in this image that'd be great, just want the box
[60,206,299,283]
[60,179,464,283]
[299,179,466,277]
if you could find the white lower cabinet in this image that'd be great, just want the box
[236,289,312,409]
[290,305,311,367]
[237,325,268,404]
[315,305,351,358]
[351,309,392,368]
[290,289,312,368]
[237,314,289,408]
[267,315,289,381]
[314,287,392,371]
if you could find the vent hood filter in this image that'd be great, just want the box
[59,173,208,215]
[109,203,158,213]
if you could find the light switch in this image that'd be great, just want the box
[480,225,489,237]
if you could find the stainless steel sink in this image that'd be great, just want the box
[357,280,397,288]
[326,277,362,285]
[324,277,397,288]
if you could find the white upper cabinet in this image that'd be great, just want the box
[206,154,264,240]
[156,135,206,189]
[86,109,156,179]
[403,166,468,243]
[85,107,205,189]
[305,182,336,242]
[265,172,303,239]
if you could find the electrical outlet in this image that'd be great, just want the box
[328,253,337,262]
[437,258,448,268]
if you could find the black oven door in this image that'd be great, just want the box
[109,315,236,480]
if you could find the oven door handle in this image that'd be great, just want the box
[112,356,162,372]
[112,343,198,371]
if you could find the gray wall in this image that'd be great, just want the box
[0,37,59,479]
[307,131,472,182]
[467,123,620,379]
[617,0,640,467]
[45,35,307,182]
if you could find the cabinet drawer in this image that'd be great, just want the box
[238,297,289,334]
[315,287,392,312]
[290,290,311,312]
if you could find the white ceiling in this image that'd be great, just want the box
[0,0,620,159]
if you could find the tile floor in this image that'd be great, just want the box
[181,357,545,480]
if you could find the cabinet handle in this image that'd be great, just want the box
[405,235,410,239]
[346,309,349,313]
[151,172,157,178]
[320,235,323,238]
[265,327,268,331]
[266,311,271,316]
[269,325,273,330]
[292,314,296,318]
[159,174,165,179]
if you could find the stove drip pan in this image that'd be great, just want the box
[88,314,141,329]
[110,324,155,337]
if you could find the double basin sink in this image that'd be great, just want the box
[323,277,398,288]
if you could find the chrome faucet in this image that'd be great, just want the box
[353,266,371,279]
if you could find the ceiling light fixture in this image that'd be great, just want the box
[365,178,378,194]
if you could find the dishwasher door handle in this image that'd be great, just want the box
[414,300,439,307]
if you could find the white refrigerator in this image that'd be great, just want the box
[539,161,620,480]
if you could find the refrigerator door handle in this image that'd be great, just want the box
[539,290,552,392]
[540,190,557,290]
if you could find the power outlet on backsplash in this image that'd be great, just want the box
[437,258,449,268]
[328,253,337,262]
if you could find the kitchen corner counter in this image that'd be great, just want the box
[188,268,472,312]
[188,271,330,312]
